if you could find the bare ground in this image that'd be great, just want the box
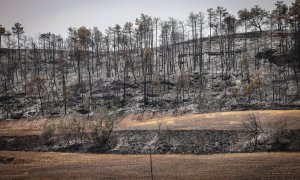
[0,151,299,179]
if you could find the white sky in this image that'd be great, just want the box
[0,0,294,38]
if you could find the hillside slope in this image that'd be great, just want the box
[0,32,300,119]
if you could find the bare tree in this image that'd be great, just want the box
[12,23,24,83]
[207,8,215,68]
[0,25,5,48]
[78,26,93,110]
[238,9,251,49]
[268,118,290,150]
[243,113,263,150]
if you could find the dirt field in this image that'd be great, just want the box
[0,151,299,179]
[0,110,300,136]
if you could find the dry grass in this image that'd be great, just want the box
[0,151,299,179]
[0,118,48,136]
[118,110,300,130]
[0,110,300,136]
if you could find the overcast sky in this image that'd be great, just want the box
[0,0,294,38]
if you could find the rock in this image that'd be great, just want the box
[214,142,220,147]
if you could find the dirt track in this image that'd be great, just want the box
[0,151,299,179]
[0,110,299,136]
